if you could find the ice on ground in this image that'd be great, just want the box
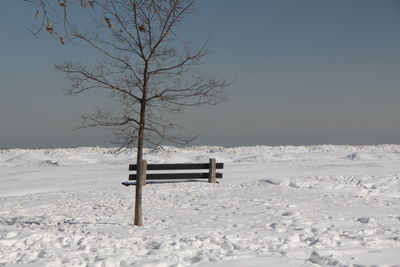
[0,145,399,266]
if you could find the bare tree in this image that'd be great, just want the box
[22,0,229,226]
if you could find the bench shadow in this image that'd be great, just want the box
[122,179,214,186]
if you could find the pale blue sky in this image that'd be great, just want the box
[1,0,400,148]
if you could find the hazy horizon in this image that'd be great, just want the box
[2,132,400,149]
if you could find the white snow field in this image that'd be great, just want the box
[0,145,400,266]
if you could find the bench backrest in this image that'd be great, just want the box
[128,160,223,183]
[129,162,224,170]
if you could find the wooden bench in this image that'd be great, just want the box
[122,158,223,186]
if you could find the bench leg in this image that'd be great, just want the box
[208,158,216,183]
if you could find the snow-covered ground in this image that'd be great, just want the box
[0,145,399,266]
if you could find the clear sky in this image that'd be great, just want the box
[1,0,400,148]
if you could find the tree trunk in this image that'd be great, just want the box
[134,102,146,226]
[134,61,148,226]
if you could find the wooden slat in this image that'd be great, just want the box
[129,163,224,171]
[129,172,223,180]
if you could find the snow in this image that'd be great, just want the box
[0,145,399,266]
